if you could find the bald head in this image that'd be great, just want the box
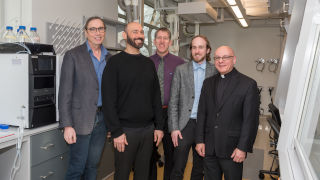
[214,46,235,57]
[125,22,142,33]
[214,45,236,75]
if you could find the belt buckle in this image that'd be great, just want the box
[162,105,168,109]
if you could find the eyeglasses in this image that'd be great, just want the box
[86,27,106,33]
[214,56,234,61]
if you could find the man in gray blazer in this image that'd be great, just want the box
[168,35,217,180]
[59,16,111,180]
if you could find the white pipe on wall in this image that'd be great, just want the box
[167,14,179,54]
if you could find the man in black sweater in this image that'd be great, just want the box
[102,22,164,180]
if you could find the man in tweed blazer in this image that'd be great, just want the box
[168,35,217,180]
[58,16,111,180]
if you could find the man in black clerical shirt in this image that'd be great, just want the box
[101,22,164,180]
[195,46,259,180]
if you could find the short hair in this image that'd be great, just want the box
[189,35,212,61]
[84,16,105,30]
[154,27,171,40]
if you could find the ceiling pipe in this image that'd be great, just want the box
[119,0,142,23]
[167,14,180,54]
[132,0,139,22]
[215,8,225,23]
[124,0,133,22]
[118,0,126,11]
[156,0,170,27]
[182,23,194,37]
[139,0,144,25]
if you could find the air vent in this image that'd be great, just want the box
[177,1,218,23]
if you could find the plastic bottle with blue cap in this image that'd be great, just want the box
[29,27,40,43]
[2,26,17,43]
[17,25,30,43]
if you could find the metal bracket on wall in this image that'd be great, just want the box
[255,58,265,72]
[267,59,279,73]
[46,17,84,55]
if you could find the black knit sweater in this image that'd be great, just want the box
[102,51,163,138]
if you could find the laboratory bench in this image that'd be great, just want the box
[0,123,114,180]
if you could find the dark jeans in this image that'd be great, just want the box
[150,108,174,180]
[65,111,107,180]
[204,154,243,180]
[170,119,204,180]
[114,125,154,180]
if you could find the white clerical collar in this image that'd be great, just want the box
[220,74,225,78]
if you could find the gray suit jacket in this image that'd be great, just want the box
[168,61,217,132]
[58,43,111,135]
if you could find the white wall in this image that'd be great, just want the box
[1,0,32,32]
[1,0,118,48]
[200,20,282,115]
[32,0,118,47]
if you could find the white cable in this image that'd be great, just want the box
[9,107,25,180]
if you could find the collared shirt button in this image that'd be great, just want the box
[214,125,218,129]
[216,113,220,117]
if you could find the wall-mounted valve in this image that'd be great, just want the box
[255,58,265,72]
[267,58,279,73]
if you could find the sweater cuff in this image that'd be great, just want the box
[111,128,124,139]
[155,123,164,131]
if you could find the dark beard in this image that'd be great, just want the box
[127,35,144,49]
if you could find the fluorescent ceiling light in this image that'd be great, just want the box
[231,5,243,19]
[226,0,237,5]
[239,18,248,27]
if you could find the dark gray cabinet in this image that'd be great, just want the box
[31,152,69,180]
[30,129,69,180]
[29,128,114,180]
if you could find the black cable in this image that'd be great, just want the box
[269,87,274,104]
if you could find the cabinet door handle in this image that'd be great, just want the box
[40,143,55,150]
[40,171,54,179]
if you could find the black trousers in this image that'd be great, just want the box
[204,154,243,180]
[114,125,154,180]
[150,108,174,180]
[170,119,204,180]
